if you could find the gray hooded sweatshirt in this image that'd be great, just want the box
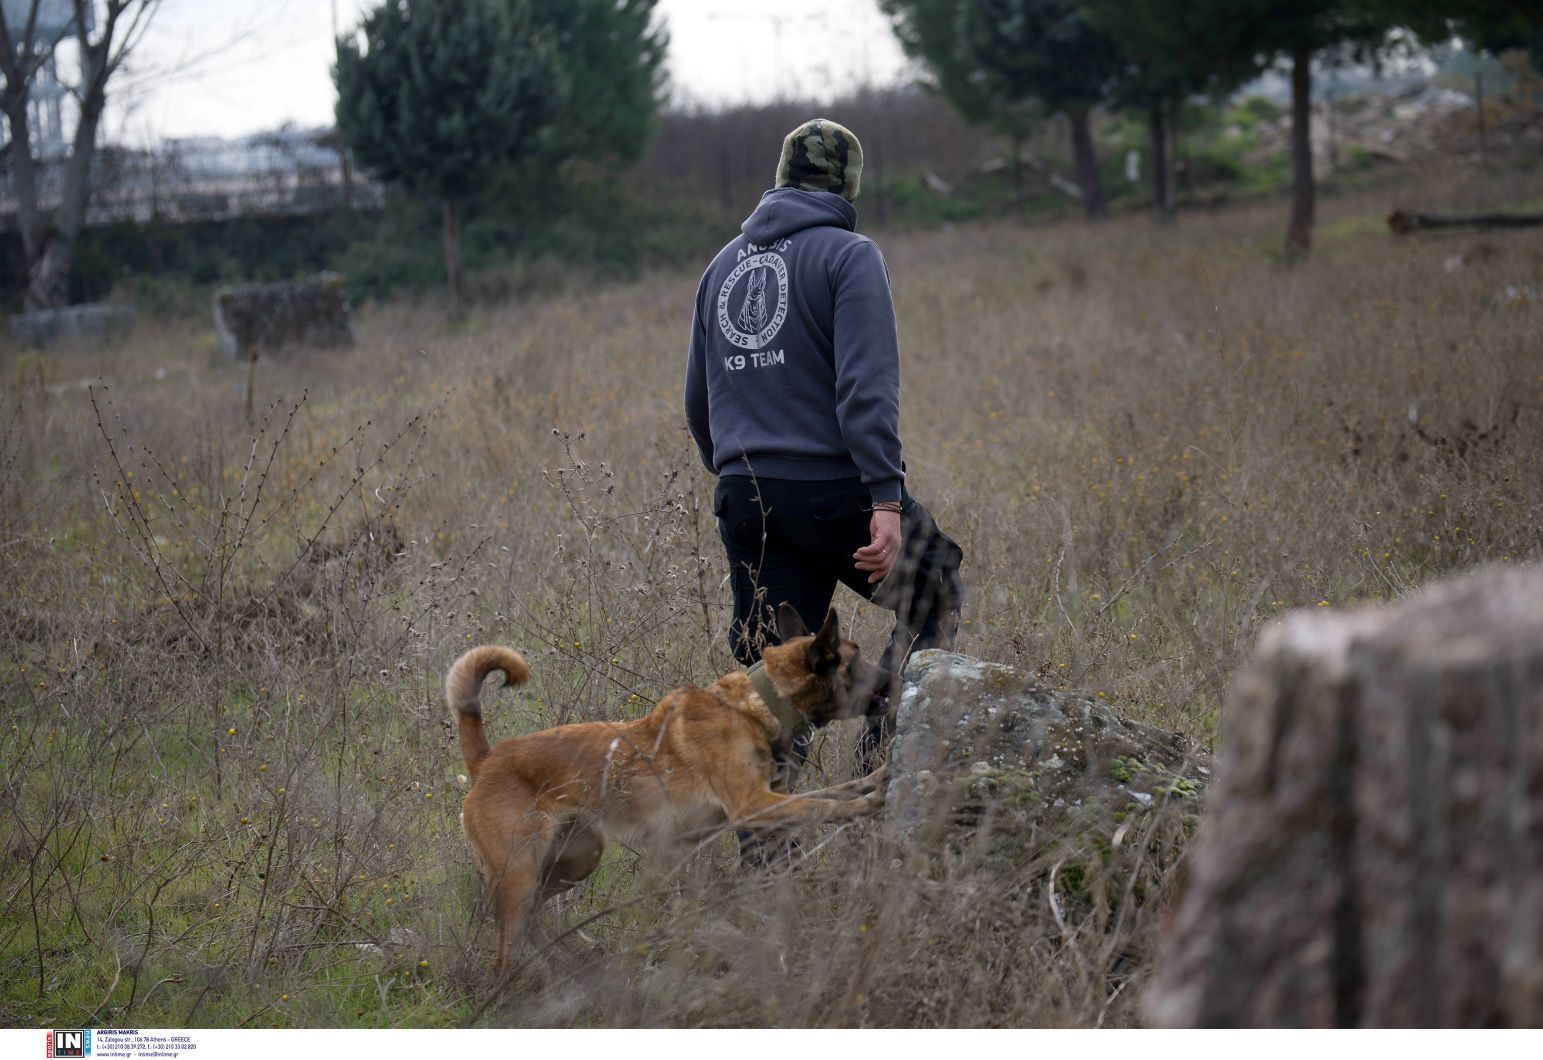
[684,187,903,503]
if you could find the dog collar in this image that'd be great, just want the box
[745,660,809,742]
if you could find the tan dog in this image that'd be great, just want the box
[448,604,888,972]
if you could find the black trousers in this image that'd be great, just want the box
[714,474,965,772]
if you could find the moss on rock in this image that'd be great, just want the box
[886,650,1212,908]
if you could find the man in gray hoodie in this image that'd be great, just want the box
[685,118,964,776]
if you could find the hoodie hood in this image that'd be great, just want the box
[741,187,857,244]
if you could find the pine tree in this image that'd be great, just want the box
[885,0,1122,219]
[530,0,667,168]
[1086,0,1262,219]
[336,0,665,320]
[1217,0,1394,259]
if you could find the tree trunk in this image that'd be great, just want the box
[1149,565,1543,1027]
[15,12,117,311]
[1285,44,1315,260]
[1325,89,1339,173]
[1475,72,1488,166]
[1148,103,1171,221]
[24,84,104,310]
[871,113,887,224]
[442,198,465,321]
[717,140,732,211]
[0,94,45,265]
[1009,130,1024,207]
[1067,106,1106,221]
[339,146,355,209]
[1166,94,1183,199]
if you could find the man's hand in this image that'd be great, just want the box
[853,508,902,585]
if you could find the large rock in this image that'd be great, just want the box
[212,273,354,360]
[1147,565,1543,1028]
[886,651,1210,874]
[11,303,136,348]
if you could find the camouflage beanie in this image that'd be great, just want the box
[775,118,863,202]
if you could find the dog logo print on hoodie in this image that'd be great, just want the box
[717,252,789,350]
[736,267,770,335]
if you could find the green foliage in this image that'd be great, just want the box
[1362,0,1543,64]
[72,214,363,313]
[333,0,564,205]
[1084,0,1263,108]
[1232,96,1284,127]
[336,179,713,302]
[1467,17,1543,66]
[332,0,665,313]
[884,0,1122,216]
[530,0,668,168]
[901,176,988,221]
[334,0,667,204]
[1230,0,1400,63]
[1183,138,1252,185]
[69,181,708,313]
[885,0,1122,129]
[882,0,1008,129]
[959,0,1119,112]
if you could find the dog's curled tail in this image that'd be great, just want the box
[446,645,529,777]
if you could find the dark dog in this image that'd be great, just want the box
[449,604,887,972]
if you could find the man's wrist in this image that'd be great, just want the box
[868,479,903,506]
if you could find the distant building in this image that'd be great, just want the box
[2,126,380,229]
[0,0,95,158]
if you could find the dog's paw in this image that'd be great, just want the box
[849,765,888,796]
[856,786,887,814]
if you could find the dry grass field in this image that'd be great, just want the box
[2,158,1540,1028]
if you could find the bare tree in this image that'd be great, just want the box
[1,0,161,310]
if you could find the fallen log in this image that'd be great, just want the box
[979,154,1084,201]
[1387,207,1543,235]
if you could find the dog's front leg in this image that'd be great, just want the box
[726,786,885,832]
[800,765,889,801]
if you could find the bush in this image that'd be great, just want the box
[886,175,990,225]
[1226,96,1283,129]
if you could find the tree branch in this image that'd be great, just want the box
[0,0,58,91]
[108,0,164,77]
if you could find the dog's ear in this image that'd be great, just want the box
[775,602,810,642]
[806,608,841,673]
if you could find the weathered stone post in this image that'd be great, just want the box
[1148,565,1543,1027]
[211,273,355,361]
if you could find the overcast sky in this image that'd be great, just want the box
[109,0,911,145]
